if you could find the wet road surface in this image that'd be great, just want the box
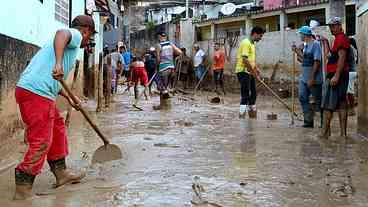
[0,89,367,207]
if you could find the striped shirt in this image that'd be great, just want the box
[159,41,175,71]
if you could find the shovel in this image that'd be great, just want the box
[257,78,300,118]
[59,79,123,164]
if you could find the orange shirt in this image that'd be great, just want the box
[213,50,225,70]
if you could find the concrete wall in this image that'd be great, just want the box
[195,26,333,83]
[197,26,332,68]
[257,26,331,67]
[357,1,368,138]
[129,22,182,56]
[180,19,195,57]
[0,34,40,146]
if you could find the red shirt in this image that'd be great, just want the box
[326,33,350,73]
[213,50,225,70]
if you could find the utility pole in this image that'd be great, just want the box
[186,0,189,19]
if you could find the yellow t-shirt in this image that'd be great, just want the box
[236,38,256,73]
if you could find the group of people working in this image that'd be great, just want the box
[236,17,357,141]
[103,32,227,107]
[10,13,357,200]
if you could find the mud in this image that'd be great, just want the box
[0,88,367,207]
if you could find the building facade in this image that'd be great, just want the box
[103,0,124,50]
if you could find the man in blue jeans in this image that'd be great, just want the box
[193,44,206,86]
[293,26,323,128]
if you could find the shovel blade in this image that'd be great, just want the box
[92,144,123,164]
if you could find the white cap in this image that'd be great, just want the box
[118,41,124,47]
[309,20,319,29]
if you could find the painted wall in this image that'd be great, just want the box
[264,0,326,10]
[264,0,283,11]
[0,0,85,47]
[0,0,86,148]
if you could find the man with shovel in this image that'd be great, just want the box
[14,15,96,200]
[236,27,264,118]
[292,26,323,128]
[156,32,182,99]
[212,42,226,95]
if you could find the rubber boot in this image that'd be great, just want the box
[48,158,85,188]
[159,94,171,110]
[162,90,170,99]
[239,105,248,119]
[302,111,314,128]
[319,111,333,139]
[248,105,257,119]
[338,108,348,138]
[13,169,35,200]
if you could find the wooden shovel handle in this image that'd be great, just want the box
[59,79,110,145]
[257,78,299,117]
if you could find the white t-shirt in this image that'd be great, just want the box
[194,49,205,67]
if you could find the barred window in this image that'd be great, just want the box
[55,0,69,25]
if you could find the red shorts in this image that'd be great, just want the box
[15,87,68,175]
[131,67,149,86]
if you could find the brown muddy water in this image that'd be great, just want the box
[0,88,368,207]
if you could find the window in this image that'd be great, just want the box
[55,0,69,25]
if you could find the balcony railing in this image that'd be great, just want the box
[263,0,329,11]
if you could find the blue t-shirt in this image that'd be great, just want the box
[301,40,322,84]
[17,28,82,100]
[123,51,131,71]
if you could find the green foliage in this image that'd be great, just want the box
[145,21,155,31]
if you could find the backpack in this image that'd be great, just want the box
[347,37,358,72]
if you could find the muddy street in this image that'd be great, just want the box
[0,90,368,207]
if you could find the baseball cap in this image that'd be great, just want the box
[309,20,319,29]
[327,17,342,25]
[159,32,167,37]
[72,15,97,34]
[297,26,312,35]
